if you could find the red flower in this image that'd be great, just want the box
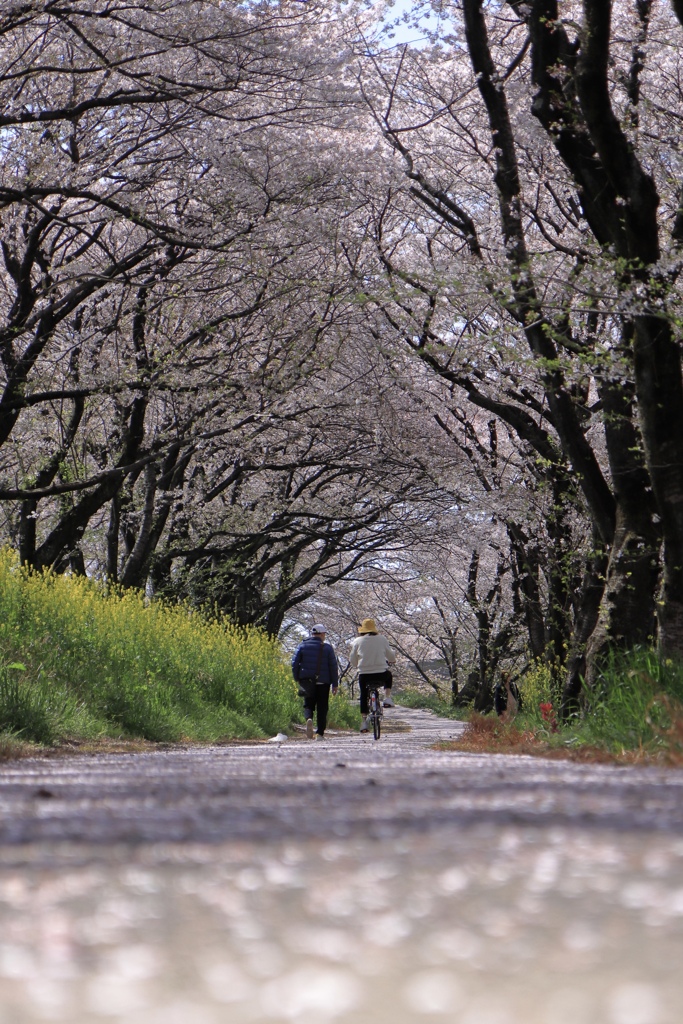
[539,701,559,732]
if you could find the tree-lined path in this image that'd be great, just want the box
[0,710,682,1022]
[6,1,683,708]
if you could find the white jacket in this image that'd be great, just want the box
[349,634,396,675]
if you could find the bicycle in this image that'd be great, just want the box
[368,684,383,740]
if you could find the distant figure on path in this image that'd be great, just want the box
[349,618,396,734]
[291,624,338,741]
[494,671,521,723]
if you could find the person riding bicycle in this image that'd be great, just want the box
[349,618,396,734]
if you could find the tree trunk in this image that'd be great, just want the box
[584,365,660,681]
[119,464,158,589]
[18,499,37,566]
[632,314,683,656]
[106,495,120,583]
[508,524,546,660]
[454,670,479,707]
[561,541,608,716]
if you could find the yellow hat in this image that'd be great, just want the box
[358,618,378,634]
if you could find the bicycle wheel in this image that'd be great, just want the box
[371,690,381,740]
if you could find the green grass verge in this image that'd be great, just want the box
[0,549,361,746]
[510,647,683,756]
[579,647,683,756]
[452,649,683,763]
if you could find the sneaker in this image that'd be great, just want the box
[360,717,369,733]
[383,697,395,708]
[315,733,325,741]
[306,718,314,740]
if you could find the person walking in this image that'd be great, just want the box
[349,618,396,734]
[291,624,338,741]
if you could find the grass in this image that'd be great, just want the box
[0,732,34,761]
[581,648,683,755]
[439,648,683,765]
[0,549,356,748]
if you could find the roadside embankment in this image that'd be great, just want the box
[0,550,356,750]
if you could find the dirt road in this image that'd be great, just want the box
[0,706,682,1023]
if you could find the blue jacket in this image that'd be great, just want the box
[292,637,338,687]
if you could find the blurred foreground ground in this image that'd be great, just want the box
[0,707,682,1023]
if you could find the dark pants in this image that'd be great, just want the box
[359,672,389,715]
[302,681,331,735]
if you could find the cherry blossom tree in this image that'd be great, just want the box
[344,0,683,703]
[0,0,369,577]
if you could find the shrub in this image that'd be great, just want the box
[327,690,361,730]
[517,661,556,722]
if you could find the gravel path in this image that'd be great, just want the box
[0,706,681,847]
[1,706,683,1023]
